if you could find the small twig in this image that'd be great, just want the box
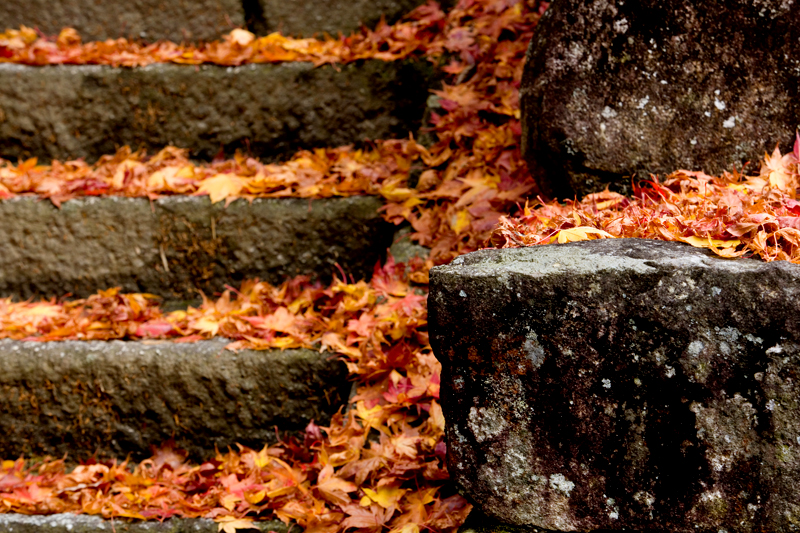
[159,244,170,273]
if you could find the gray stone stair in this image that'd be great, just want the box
[0,0,427,42]
[0,195,393,300]
[0,60,432,163]
[0,0,435,498]
[0,338,349,460]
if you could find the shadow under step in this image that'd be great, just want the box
[0,338,349,461]
[0,60,433,163]
[0,195,393,301]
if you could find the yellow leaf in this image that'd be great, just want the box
[221,493,240,511]
[362,486,408,509]
[245,489,266,505]
[217,517,256,533]
[194,316,220,336]
[449,209,471,234]
[229,29,256,47]
[681,236,741,250]
[554,226,614,244]
[197,174,247,204]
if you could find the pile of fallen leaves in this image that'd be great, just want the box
[2,0,800,532]
[0,0,543,531]
[0,259,470,533]
[492,140,800,263]
[0,0,542,265]
[0,9,445,67]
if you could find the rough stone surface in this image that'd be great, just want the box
[0,0,244,43]
[0,514,295,533]
[0,195,392,300]
[0,338,348,460]
[256,0,428,37]
[429,239,800,532]
[0,60,432,163]
[521,0,800,200]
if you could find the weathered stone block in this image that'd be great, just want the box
[521,0,800,199]
[0,60,432,163]
[429,239,800,532]
[0,338,348,460]
[0,195,392,300]
[0,0,244,42]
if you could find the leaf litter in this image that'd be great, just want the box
[1,0,800,531]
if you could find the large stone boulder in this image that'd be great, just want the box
[521,0,800,200]
[429,239,800,532]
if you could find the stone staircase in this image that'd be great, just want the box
[0,2,434,530]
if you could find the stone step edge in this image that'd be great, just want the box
[0,59,434,163]
[0,195,431,301]
[0,513,298,533]
[0,338,349,461]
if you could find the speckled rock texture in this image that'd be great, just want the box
[0,338,348,460]
[0,0,244,42]
[0,195,392,300]
[429,239,800,532]
[0,513,295,533]
[0,60,432,163]
[521,0,800,200]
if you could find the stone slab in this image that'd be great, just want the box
[0,0,244,43]
[256,0,428,37]
[0,514,295,533]
[0,195,392,300]
[521,0,800,199]
[0,60,432,163]
[429,239,800,532]
[0,338,348,460]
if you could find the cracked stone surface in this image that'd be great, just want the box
[521,0,800,199]
[429,239,800,532]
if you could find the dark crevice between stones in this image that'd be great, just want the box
[242,0,269,35]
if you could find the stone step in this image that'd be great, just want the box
[0,0,427,42]
[0,60,432,163]
[0,195,392,301]
[429,239,800,533]
[0,338,348,461]
[0,514,294,533]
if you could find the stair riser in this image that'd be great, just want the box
[0,0,428,42]
[0,61,432,163]
[0,338,347,460]
[0,195,392,300]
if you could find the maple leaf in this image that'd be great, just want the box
[361,486,407,510]
[196,174,248,204]
[554,226,614,244]
[217,517,257,533]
